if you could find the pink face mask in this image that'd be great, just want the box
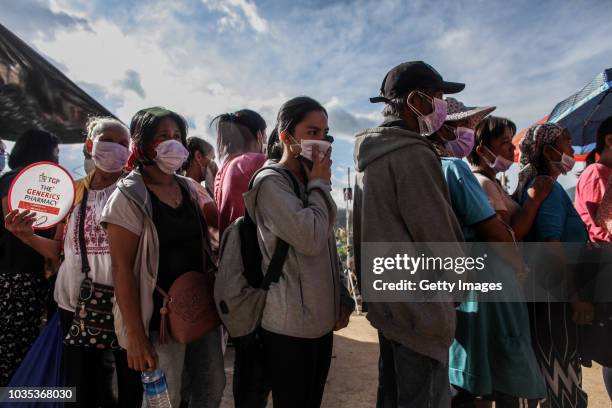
[484,146,514,173]
[407,91,448,136]
[446,127,475,158]
[92,140,129,173]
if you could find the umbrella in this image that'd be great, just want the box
[0,23,117,143]
[548,68,612,155]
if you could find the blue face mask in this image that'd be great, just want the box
[0,153,6,172]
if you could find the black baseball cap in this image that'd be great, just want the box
[370,61,465,103]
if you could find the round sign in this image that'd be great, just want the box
[8,162,75,230]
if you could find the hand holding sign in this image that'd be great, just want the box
[4,209,38,241]
[8,162,75,230]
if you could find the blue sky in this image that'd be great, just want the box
[2,0,612,203]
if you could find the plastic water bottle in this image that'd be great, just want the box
[142,369,172,408]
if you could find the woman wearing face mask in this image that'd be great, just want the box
[7,118,141,406]
[184,137,219,251]
[469,116,554,241]
[516,123,590,408]
[426,102,548,407]
[248,96,354,408]
[1,129,59,386]
[212,109,267,237]
[102,107,219,408]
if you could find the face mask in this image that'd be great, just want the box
[550,147,576,174]
[154,140,189,175]
[483,146,514,173]
[407,91,448,136]
[299,140,332,162]
[92,140,129,173]
[0,153,6,172]
[445,127,475,158]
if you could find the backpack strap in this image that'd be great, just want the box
[246,166,301,200]
[246,166,301,290]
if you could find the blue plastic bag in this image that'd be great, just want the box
[2,312,64,407]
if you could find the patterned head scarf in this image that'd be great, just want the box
[515,122,564,198]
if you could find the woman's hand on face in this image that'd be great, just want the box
[527,175,554,203]
[305,144,332,183]
[4,209,36,242]
[127,331,158,372]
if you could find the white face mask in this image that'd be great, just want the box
[299,139,332,161]
[406,91,448,136]
[154,140,189,174]
[92,140,129,173]
[483,146,514,173]
[550,146,576,174]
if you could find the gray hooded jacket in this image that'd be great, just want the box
[243,163,354,338]
[353,123,464,364]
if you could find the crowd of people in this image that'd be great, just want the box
[0,60,610,408]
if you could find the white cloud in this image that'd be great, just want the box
[435,29,471,51]
[324,97,379,142]
[202,0,268,33]
[3,0,612,204]
[1,0,91,42]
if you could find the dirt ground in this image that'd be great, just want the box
[221,314,610,408]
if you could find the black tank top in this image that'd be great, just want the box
[148,185,203,330]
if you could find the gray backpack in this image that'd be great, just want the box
[214,166,301,338]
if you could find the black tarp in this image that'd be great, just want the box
[0,23,116,144]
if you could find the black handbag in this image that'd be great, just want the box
[64,188,119,349]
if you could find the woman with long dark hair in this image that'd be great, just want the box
[212,109,267,237]
[246,96,353,407]
[102,107,222,407]
[0,129,59,386]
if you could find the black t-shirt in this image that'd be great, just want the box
[0,169,53,277]
[149,185,204,330]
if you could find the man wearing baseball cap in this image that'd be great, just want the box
[353,61,465,407]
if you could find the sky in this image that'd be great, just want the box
[2,0,612,203]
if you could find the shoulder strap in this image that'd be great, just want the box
[246,166,301,290]
[247,165,301,197]
[244,166,301,224]
[78,187,91,276]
